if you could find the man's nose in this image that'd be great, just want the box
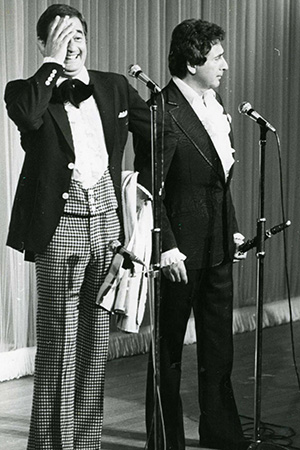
[67,39,76,51]
[222,58,229,71]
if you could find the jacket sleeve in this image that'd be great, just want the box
[4,62,64,132]
[133,93,179,253]
[126,79,152,142]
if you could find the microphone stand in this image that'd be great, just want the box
[127,65,164,449]
[248,125,288,450]
[148,91,164,450]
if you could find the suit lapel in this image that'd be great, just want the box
[166,81,225,183]
[48,103,74,159]
[89,71,115,156]
[48,72,116,159]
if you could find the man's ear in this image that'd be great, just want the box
[187,63,196,75]
[37,38,46,56]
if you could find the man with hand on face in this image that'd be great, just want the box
[4,4,150,449]
[134,18,248,450]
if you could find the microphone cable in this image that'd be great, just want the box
[240,414,298,449]
[128,65,167,450]
[237,130,300,449]
[274,130,300,391]
[144,89,167,450]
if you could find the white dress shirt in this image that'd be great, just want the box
[173,76,235,180]
[57,66,109,189]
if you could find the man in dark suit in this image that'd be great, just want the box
[135,18,248,450]
[4,4,150,449]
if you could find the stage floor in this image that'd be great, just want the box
[0,321,299,450]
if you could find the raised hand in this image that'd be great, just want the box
[37,15,76,65]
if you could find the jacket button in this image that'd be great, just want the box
[68,162,75,170]
[62,192,69,200]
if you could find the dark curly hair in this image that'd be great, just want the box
[37,4,87,44]
[168,18,225,79]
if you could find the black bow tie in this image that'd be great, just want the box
[51,79,94,108]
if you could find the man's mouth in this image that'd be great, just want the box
[65,53,80,61]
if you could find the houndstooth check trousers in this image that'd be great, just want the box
[27,171,122,450]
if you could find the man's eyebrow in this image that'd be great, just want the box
[215,51,224,58]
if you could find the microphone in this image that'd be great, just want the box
[128,64,161,93]
[238,220,291,253]
[108,240,145,267]
[238,101,276,132]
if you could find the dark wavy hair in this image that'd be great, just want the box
[37,4,87,43]
[168,18,225,79]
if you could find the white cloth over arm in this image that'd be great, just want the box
[96,171,153,333]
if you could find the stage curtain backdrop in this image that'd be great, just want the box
[1,0,300,377]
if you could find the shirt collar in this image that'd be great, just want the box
[57,66,90,87]
[172,76,216,106]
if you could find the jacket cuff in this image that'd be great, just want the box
[161,248,187,267]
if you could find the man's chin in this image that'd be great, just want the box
[63,64,83,78]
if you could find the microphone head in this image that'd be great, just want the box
[128,64,142,78]
[238,101,252,115]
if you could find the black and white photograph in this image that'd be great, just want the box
[0,1,299,449]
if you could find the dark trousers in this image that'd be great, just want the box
[146,262,245,450]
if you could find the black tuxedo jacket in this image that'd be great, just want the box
[5,63,150,260]
[135,80,238,269]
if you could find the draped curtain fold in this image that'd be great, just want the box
[1,0,300,374]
